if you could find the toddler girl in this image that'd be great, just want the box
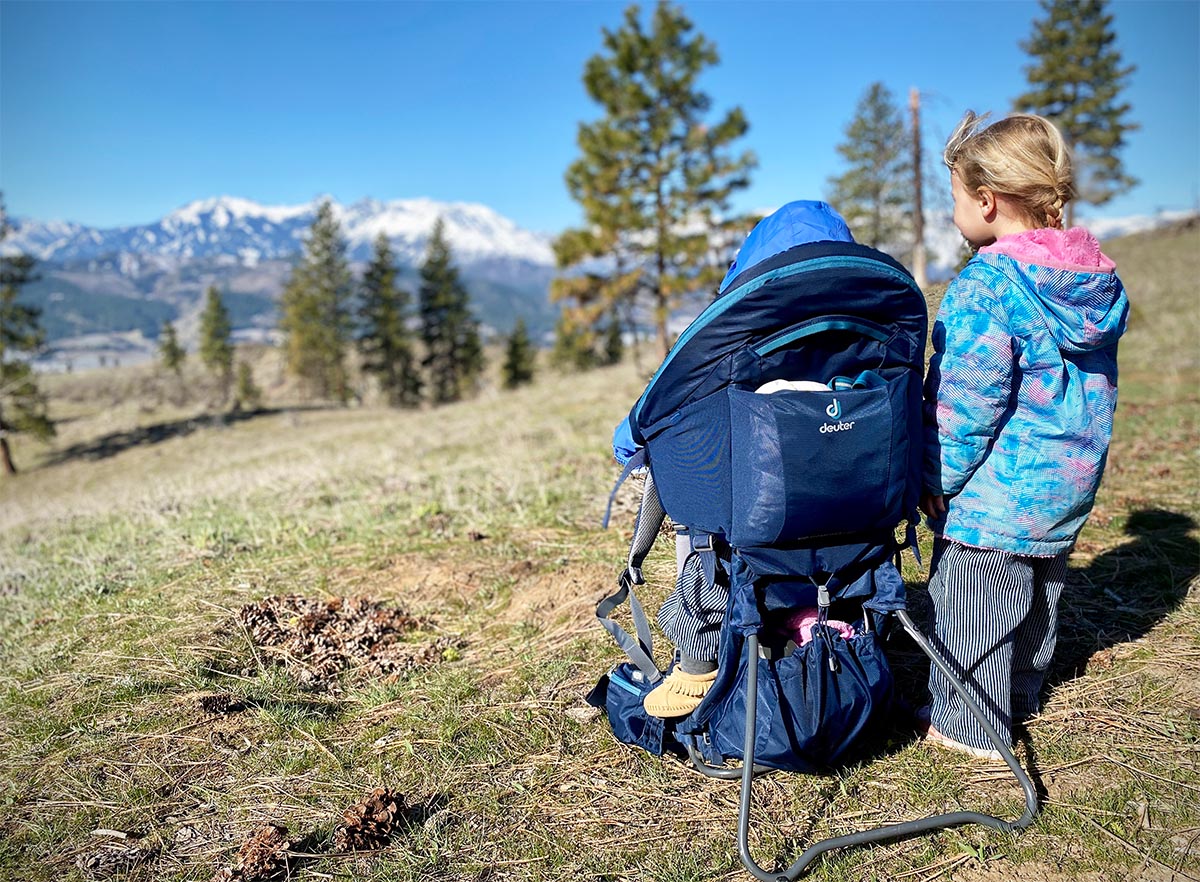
[920,112,1129,759]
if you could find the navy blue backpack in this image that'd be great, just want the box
[589,213,1038,878]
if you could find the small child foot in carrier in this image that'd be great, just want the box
[643,658,717,718]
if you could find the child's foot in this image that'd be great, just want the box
[643,669,717,718]
[915,705,1005,762]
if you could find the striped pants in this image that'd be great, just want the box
[627,472,728,668]
[927,539,1068,750]
[658,537,728,666]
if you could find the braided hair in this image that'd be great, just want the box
[944,111,1075,230]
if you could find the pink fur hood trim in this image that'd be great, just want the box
[979,227,1117,274]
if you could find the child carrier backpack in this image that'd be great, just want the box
[589,228,1038,879]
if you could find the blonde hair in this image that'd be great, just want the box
[943,111,1075,230]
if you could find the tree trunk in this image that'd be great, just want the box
[655,290,669,362]
[0,436,15,475]
[909,87,928,289]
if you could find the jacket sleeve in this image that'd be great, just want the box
[922,273,1017,497]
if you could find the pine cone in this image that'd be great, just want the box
[332,787,405,852]
[213,823,291,882]
[199,693,245,715]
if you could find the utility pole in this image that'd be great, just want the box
[909,87,927,289]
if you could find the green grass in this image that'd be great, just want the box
[1,223,1198,882]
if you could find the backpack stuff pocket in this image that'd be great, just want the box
[729,371,908,546]
[705,628,894,770]
[586,664,683,758]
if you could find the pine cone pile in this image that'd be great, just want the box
[212,823,291,882]
[368,635,465,679]
[234,595,436,688]
[332,787,406,852]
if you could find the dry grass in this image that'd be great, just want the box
[0,223,1197,882]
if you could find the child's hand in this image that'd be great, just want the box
[920,492,946,519]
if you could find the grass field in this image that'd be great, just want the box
[1,222,1197,882]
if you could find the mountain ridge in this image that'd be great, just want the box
[8,196,1193,371]
[7,195,558,267]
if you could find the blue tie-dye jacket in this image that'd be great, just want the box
[922,234,1129,556]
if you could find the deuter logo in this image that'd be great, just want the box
[820,398,856,433]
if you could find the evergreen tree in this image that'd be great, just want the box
[827,82,913,255]
[199,285,234,404]
[555,0,757,361]
[233,360,262,413]
[550,312,598,372]
[1015,0,1137,227]
[358,233,421,407]
[602,308,624,366]
[158,320,185,377]
[418,219,483,404]
[0,202,54,475]
[501,319,536,390]
[279,200,353,402]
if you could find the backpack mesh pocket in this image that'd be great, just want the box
[728,374,908,546]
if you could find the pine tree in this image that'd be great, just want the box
[501,319,536,390]
[550,312,598,372]
[418,219,483,404]
[1015,0,1137,227]
[159,321,185,377]
[157,319,186,407]
[827,82,913,256]
[279,200,353,402]
[0,201,54,475]
[602,308,624,366]
[358,233,421,407]
[199,286,234,405]
[233,360,262,413]
[555,0,757,361]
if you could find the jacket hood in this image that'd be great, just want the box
[978,227,1128,353]
[718,200,854,293]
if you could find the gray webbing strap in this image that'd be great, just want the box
[601,448,647,529]
[596,470,667,683]
[596,571,662,683]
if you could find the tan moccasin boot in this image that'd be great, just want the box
[643,669,717,719]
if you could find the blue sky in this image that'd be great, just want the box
[2,0,1197,234]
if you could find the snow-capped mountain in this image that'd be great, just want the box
[6,195,557,268]
[7,196,561,368]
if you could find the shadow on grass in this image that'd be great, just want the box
[1052,508,1196,682]
[39,405,334,467]
[889,507,1197,724]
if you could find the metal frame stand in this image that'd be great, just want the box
[689,610,1039,881]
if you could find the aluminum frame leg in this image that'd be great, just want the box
[719,616,1040,880]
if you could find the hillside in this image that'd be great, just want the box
[0,224,1197,881]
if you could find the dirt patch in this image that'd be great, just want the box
[233,594,462,689]
[950,861,1105,882]
[342,548,619,635]
[499,560,614,631]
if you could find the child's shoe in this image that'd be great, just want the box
[643,669,717,718]
[915,705,1005,762]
